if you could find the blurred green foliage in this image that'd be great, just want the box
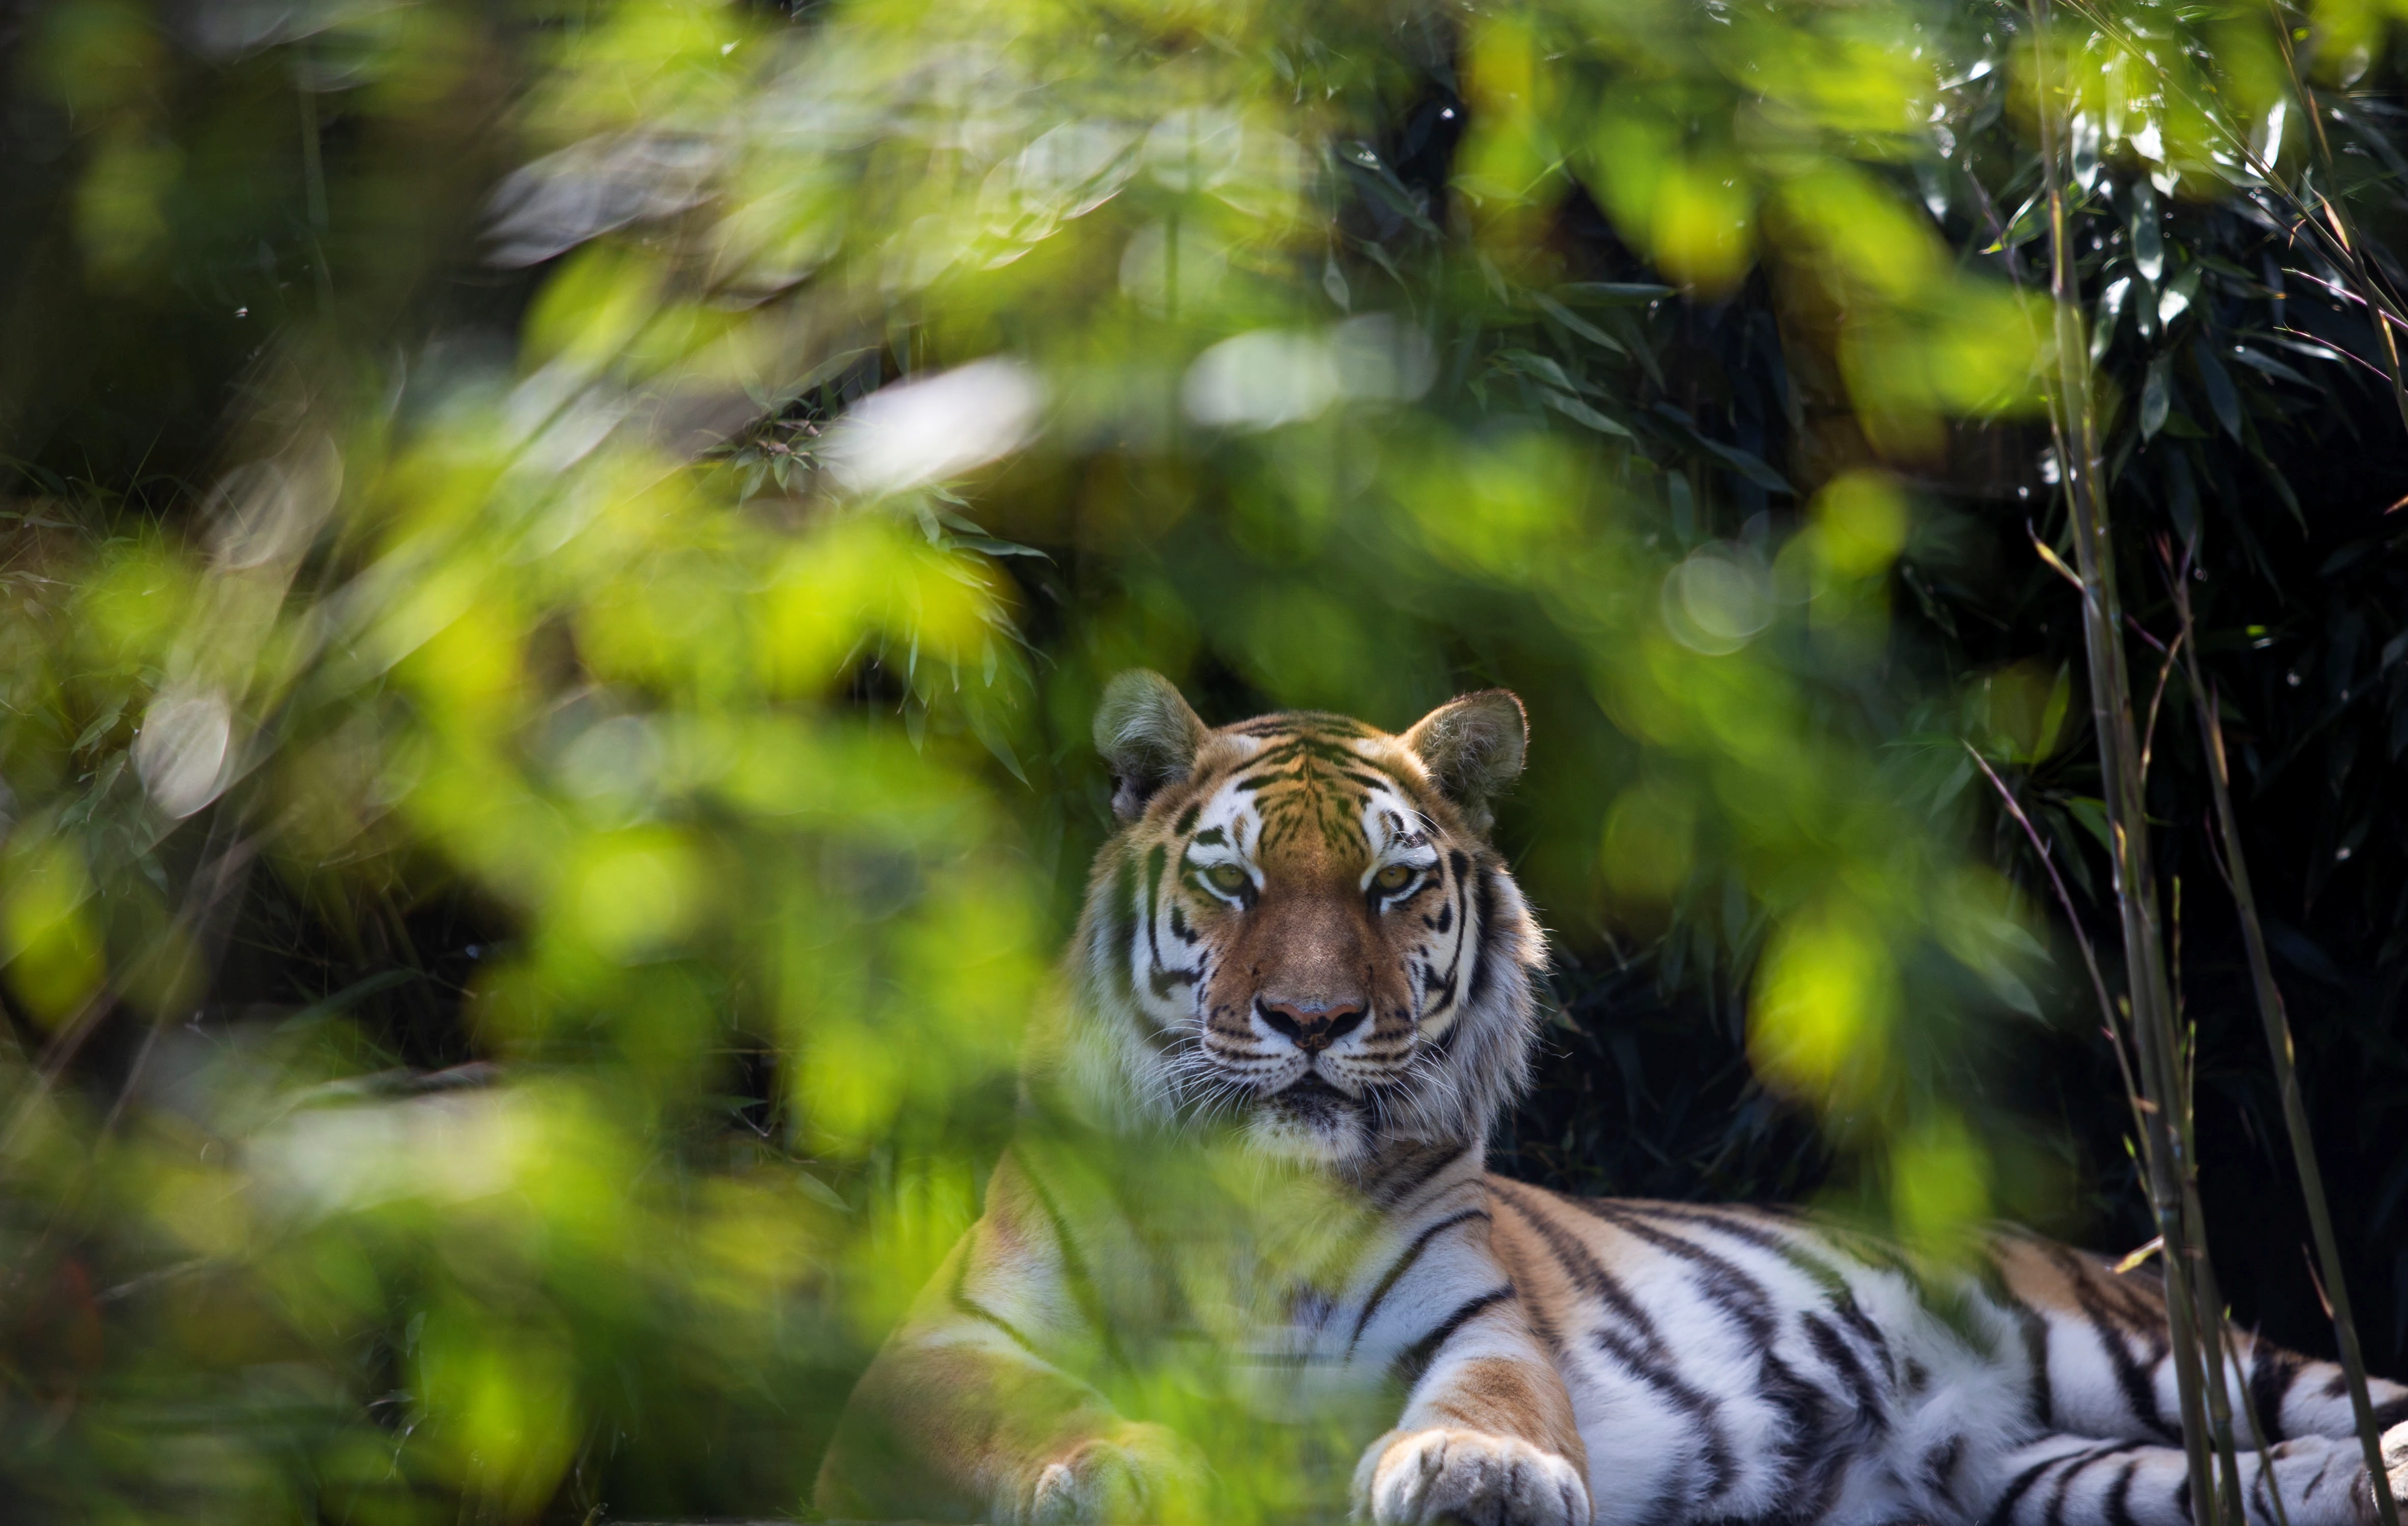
[5,0,2408,1518]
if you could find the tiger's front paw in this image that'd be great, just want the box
[1354,1426,1590,1526]
[1012,1421,1209,1524]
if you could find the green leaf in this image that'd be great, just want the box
[1555,282,1675,305]
[2193,338,2242,439]
[2092,277,2130,364]
[2141,356,2171,440]
[1495,349,1581,393]
[71,700,127,754]
[966,701,1028,784]
[2227,343,2314,387]
[1987,967,2046,1021]
[1538,388,1635,438]
[2037,664,2072,758]
[795,1172,854,1214]
[1988,189,2048,252]
[2130,178,2165,281]
[2062,795,2113,852]
[1696,437,1793,494]
[1534,292,1626,355]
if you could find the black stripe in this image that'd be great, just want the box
[1174,802,1201,833]
[1986,1450,2080,1526]
[1464,867,1501,1010]
[1802,1311,1887,1434]
[1350,1209,1489,1354]
[1490,1182,1663,1348]
[2045,1245,2175,1440]
[2247,1344,2301,1444]
[2106,1456,2142,1526]
[1588,1322,1739,1501]
[1372,1141,1470,1210]
[1578,1194,1849,1501]
[951,1292,1044,1358]
[2044,1442,2147,1526]
[1491,1185,1739,1502]
[1009,1148,1119,1366]
[1390,1286,1514,1389]
[1624,1200,1896,1380]
[1422,861,1474,1019]
[1977,1252,2060,1431]
[2248,1436,2277,1524]
[1141,844,1168,973]
[1576,1198,1777,1342]
[1925,1435,1966,1504]
[946,1238,1042,1356]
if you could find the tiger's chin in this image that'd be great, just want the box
[1240,1075,1377,1164]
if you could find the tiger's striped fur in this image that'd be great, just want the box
[815,675,2408,1526]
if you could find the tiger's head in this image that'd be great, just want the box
[1057,670,1545,1165]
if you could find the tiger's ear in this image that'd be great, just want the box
[1094,670,1209,823]
[1404,689,1527,831]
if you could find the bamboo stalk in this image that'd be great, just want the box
[2166,561,2402,1526]
[2183,1154,2250,1526]
[2025,12,2221,1525]
[2169,876,2246,1526]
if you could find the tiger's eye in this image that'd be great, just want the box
[1205,863,1250,895]
[1373,863,1415,894]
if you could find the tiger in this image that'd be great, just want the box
[813,671,2408,1526]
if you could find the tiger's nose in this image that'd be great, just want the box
[1258,999,1367,1054]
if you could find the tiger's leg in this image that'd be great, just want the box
[1993,1236,2408,1526]
[1347,1162,1591,1526]
[2208,1327,2408,1526]
[813,1151,1206,1525]
[1981,1425,2408,1526]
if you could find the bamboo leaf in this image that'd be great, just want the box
[1538,388,1635,438]
[1554,282,1675,305]
[2193,339,2243,440]
[1534,292,1627,355]
[2063,795,2113,851]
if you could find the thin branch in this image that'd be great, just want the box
[2140,629,2186,781]
[1964,743,2153,1155]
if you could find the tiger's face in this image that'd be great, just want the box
[1064,672,1544,1165]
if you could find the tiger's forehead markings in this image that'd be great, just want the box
[1203,719,1419,858]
